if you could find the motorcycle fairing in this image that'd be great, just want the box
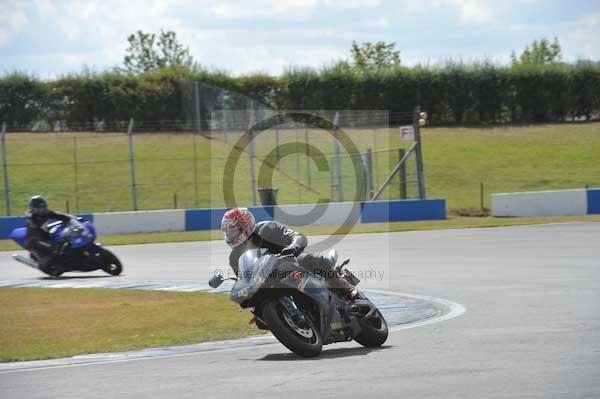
[10,228,27,248]
[230,249,358,343]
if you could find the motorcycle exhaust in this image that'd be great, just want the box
[12,254,41,270]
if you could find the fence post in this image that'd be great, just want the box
[275,127,281,170]
[330,156,335,202]
[362,149,373,200]
[480,182,484,210]
[305,129,312,189]
[1,122,10,215]
[127,118,138,211]
[372,128,378,187]
[194,81,202,133]
[398,148,407,199]
[332,112,342,202]
[248,122,257,206]
[371,142,417,201]
[295,130,302,202]
[372,127,377,151]
[192,131,200,207]
[413,106,426,199]
[72,137,80,213]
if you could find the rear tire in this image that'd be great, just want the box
[98,248,122,276]
[354,308,388,347]
[262,299,322,358]
[45,265,63,278]
[36,256,63,277]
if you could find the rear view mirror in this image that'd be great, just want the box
[209,274,225,288]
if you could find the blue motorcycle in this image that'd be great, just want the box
[10,219,122,277]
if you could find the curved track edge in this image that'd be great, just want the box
[0,280,465,373]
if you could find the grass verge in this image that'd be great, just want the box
[2,215,599,252]
[0,288,263,362]
[3,122,599,213]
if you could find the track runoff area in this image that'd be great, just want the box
[1,222,599,398]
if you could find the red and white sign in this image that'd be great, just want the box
[399,125,415,141]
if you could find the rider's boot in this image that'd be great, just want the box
[320,252,358,300]
[329,276,359,301]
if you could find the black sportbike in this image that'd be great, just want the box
[210,249,388,357]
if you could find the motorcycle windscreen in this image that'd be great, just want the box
[69,224,94,248]
[84,221,97,241]
[230,249,277,304]
[56,221,95,248]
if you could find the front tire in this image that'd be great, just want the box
[262,299,322,358]
[354,308,388,347]
[98,248,122,276]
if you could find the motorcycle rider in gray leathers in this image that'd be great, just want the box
[221,208,357,298]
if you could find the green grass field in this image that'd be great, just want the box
[1,122,599,214]
[0,288,263,362]
[422,123,600,210]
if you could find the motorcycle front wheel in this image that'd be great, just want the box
[262,298,322,358]
[98,248,123,276]
[354,308,388,347]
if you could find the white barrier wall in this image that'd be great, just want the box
[0,199,447,239]
[492,189,588,217]
[274,202,361,226]
[93,210,186,235]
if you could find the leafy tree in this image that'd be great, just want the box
[511,37,562,66]
[350,41,401,73]
[0,72,46,125]
[122,30,193,73]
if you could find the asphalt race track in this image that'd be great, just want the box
[1,223,599,398]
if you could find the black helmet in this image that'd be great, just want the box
[28,195,48,216]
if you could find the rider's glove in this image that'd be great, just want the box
[280,246,299,257]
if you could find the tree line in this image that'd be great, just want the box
[1,33,599,128]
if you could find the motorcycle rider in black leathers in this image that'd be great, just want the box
[222,208,357,298]
[24,195,73,273]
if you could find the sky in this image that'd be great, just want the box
[2,0,600,78]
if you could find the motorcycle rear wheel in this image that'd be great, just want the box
[35,256,63,277]
[262,299,322,358]
[45,264,63,278]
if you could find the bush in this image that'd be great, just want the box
[570,65,600,120]
[1,63,599,127]
[0,72,46,128]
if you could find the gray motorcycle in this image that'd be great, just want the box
[210,249,388,357]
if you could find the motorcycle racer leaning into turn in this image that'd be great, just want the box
[24,195,74,272]
[221,208,358,299]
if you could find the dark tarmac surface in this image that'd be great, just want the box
[1,223,599,398]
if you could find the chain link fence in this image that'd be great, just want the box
[2,118,592,216]
[0,80,428,215]
[3,79,596,218]
[0,113,425,215]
